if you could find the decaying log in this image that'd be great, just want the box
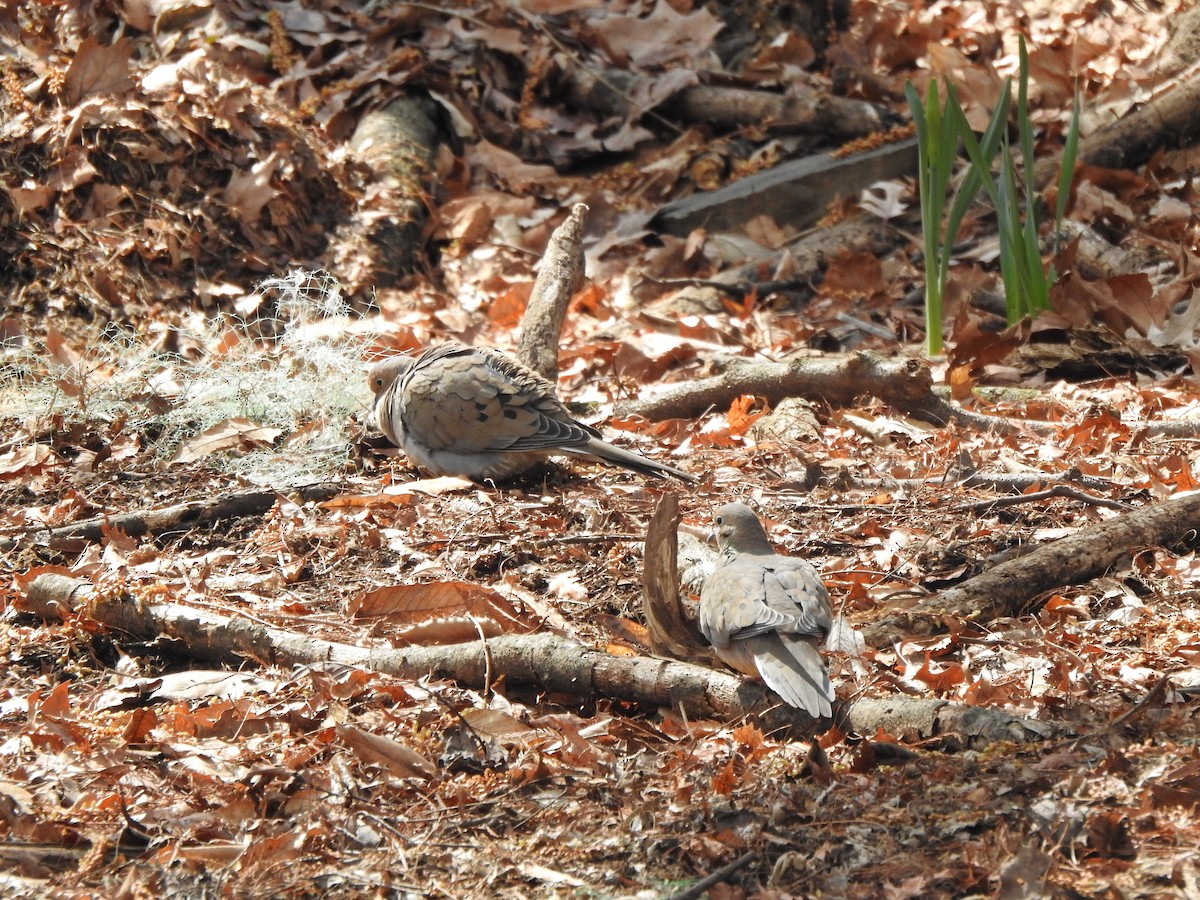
[344,94,444,282]
[22,574,1049,745]
[1033,66,1200,189]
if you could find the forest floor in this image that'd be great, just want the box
[3,0,1200,897]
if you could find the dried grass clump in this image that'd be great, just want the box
[2,270,375,485]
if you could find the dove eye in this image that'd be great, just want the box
[715,516,724,525]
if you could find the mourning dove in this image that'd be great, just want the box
[698,502,834,717]
[369,342,696,482]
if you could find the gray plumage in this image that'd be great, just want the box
[698,502,834,717]
[369,342,696,482]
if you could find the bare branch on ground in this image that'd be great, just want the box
[3,484,342,553]
[861,489,1200,646]
[22,574,1050,746]
[616,352,1200,439]
[615,352,1014,431]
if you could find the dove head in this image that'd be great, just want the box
[367,356,415,399]
[713,502,775,557]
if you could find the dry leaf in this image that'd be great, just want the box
[0,444,53,478]
[171,418,283,463]
[349,580,541,639]
[65,37,134,103]
[336,724,436,780]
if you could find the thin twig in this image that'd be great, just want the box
[949,484,1134,514]
[416,532,644,549]
[472,615,493,699]
[666,851,758,900]
[1102,674,1171,732]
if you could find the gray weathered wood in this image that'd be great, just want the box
[652,138,918,235]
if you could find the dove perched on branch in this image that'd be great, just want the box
[368,342,696,482]
[699,502,834,717]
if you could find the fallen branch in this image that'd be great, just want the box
[946,484,1132,514]
[3,483,342,552]
[615,352,1031,435]
[837,696,1054,747]
[955,468,1120,494]
[344,94,445,282]
[861,489,1200,647]
[558,62,888,140]
[22,574,1048,745]
[616,352,1200,439]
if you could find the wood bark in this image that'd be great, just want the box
[22,574,1049,745]
[861,489,1200,646]
[1,483,342,553]
[346,94,444,282]
[516,202,588,381]
[650,139,917,236]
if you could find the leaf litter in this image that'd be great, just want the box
[3,0,1200,896]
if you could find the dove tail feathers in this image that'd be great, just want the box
[754,635,833,718]
[576,438,697,482]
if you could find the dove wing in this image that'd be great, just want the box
[399,344,600,455]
